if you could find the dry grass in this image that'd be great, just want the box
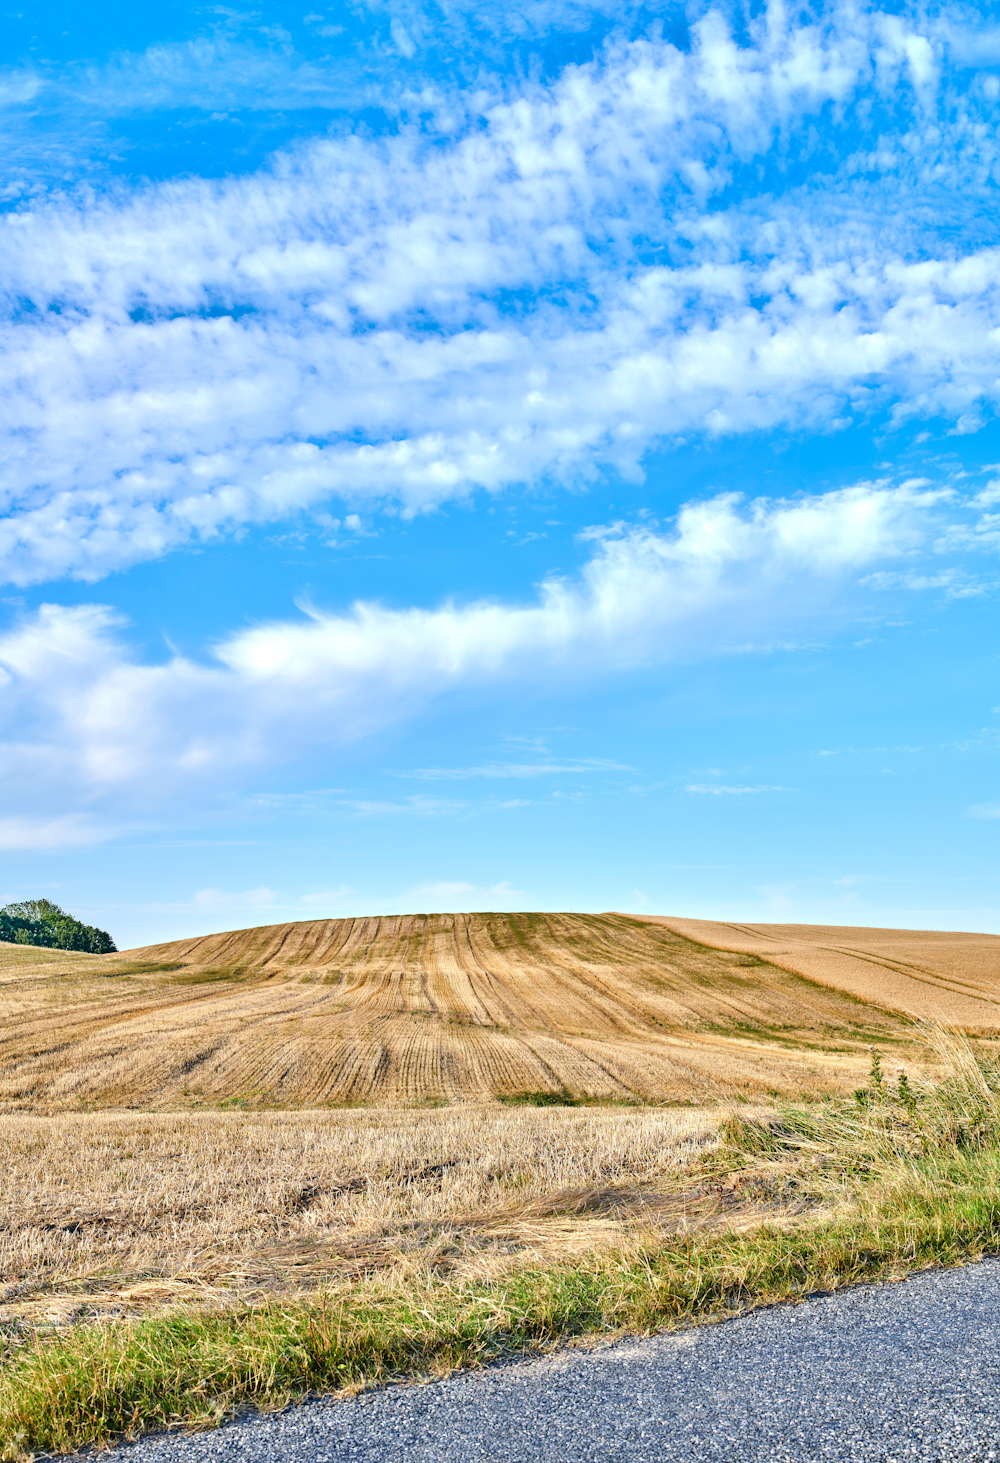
[5,1033,1000,1459]
[0,1105,726,1330]
[0,912,926,1109]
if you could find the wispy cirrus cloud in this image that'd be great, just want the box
[403,878,527,906]
[340,797,468,816]
[0,815,118,850]
[863,567,1000,597]
[144,883,353,916]
[686,783,791,795]
[3,4,1000,584]
[967,802,1000,820]
[402,759,632,780]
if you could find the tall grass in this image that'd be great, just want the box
[2,1031,999,1461]
[725,1027,1000,1170]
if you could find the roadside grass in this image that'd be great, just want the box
[2,1030,999,1460]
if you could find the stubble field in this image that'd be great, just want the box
[0,1105,727,1333]
[2,910,970,1111]
[2,913,1000,1456]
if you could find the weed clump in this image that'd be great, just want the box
[727,1029,1000,1172]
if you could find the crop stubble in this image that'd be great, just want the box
[646,915,1000,1029]
[0,912,952,1111]
[2,914,999,1435]
[0,1105,723,1330]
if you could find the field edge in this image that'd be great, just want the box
[4,1096,1000,1459]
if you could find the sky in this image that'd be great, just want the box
[5,1,1000,947]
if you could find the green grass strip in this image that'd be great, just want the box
[3,1175,999,1460]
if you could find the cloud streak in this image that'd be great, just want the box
[686,783,791,795]
[403,759,631,780]
[0,479,957,842]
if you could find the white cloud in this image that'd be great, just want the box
[145,882,356,915]
[404,879,527,905]
[2,4,995,585]
[340,797,468,815]
[191,885,277,910]
[296,885,353,906]
[686,783,790,795]
[0,479,955,843]
[404,759,631,779]
[0,816,116,850]
[862,567,1000,597]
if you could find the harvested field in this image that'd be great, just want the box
[0,1105,723,1329]
[0,913,929,1111]
[4,1036,1000,1460]
[648,917,1000,1030]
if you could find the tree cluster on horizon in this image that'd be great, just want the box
[0,898,117,954]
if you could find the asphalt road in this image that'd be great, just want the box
[117,1259,1000,1463]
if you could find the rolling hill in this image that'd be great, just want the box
[5,910,999,1110]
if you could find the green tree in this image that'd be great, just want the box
[0,899,116,954]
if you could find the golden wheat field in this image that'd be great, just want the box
[0,912,948,1111]
[0,1105,730,1329]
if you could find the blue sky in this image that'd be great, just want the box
[6,1,1000,947]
